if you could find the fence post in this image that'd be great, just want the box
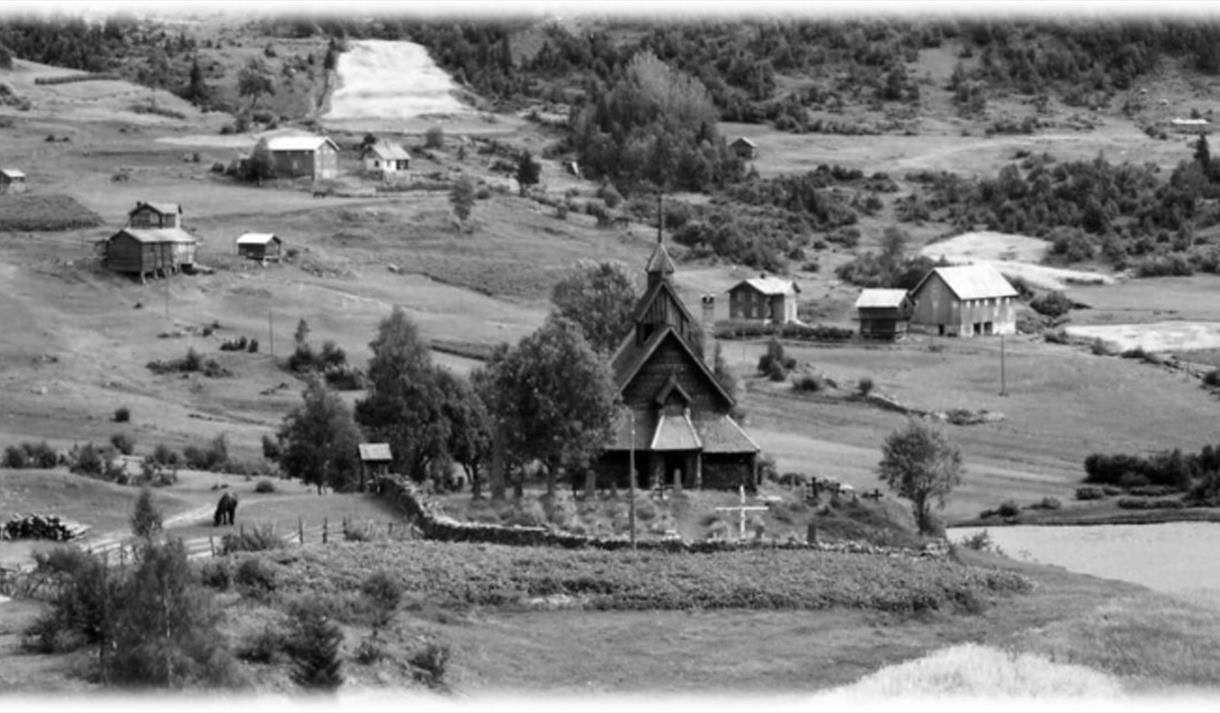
[322,517,328,544]
[388,522,393,538]
[298,516,304,545]
[240,523,245,539]
[209,536,215,557]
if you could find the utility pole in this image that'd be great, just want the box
[1000,333,1008,396]
[628,410,636,550]
[268,309,274,357]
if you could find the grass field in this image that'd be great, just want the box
[7,17,1220,701]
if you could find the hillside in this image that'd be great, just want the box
[6,8,1220,702]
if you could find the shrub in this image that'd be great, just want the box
[261,434,281,461]
[1205,368,1220,388]
[409,643,450,691]
[3,441,59,469]
[236,625,286,664]
[221,525,283,554]
[424,126,444,149]
[234,556,278,596]
[1030,496,1062,510]
[113,406,131,423]
[1117,497,1185,510]
[858,377,875,396]
[254,478,276,494]
[1029,291,1074,318]
[199,560,232,590]
[362,571,402,629]
[792,372,824,391]
[996,500,1020,518]
[1075,485,1105,500]
[110,432,135,456]
[148,443,182,468]
[184,434,229,472]
[355,637,386,665]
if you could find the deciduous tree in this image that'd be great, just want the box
[449,176,475,225]
[237,58,275,110]
[484,316,618,497]
[877,418,964,535]
[354,307,450,484]
[277,376,363,494]
[516,149,541,195]
[548,260,638,354]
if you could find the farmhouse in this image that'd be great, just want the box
[909,263,1018,337]
[361,142,411,174]
[264,135,340,181]
[854,289,914,340]
[100,201,198,281]
[0,168,28,194]
[730,136,758,159]
[235,233,282,262]
[727,275,800,324]
[594,232,760,492]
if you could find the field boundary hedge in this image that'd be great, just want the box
[34,73,122,85]
[376,476,947,559]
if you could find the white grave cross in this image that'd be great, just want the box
[715,485,769,541]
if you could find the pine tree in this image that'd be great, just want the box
[130,487,163,538]
[286,601,344,691]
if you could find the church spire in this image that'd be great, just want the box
[645,193,676,288]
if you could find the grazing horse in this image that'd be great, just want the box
[213,492,238,527]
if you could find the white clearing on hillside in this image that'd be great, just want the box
[920,231,1116,291]
[1064,321,1220,353]
[812,643,1123,700]
[324,40,476,123]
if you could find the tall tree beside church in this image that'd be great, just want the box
[549,260,638,355]
[483,316,618,498]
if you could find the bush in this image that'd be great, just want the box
[1030,496,1062,510]
[3,441,59,469]
[791,371,825,391]
[409,643,450,691]
[362,571,402,629]
[1205,368,1220,388]
[858,377,875,396]
[221,525,283,555]
[1075,485,1106,501]
[199,560,232,590]
[996,500,1020,518]
[184,434,229,472]
[113,406,131,423]
[1117,497,1185,510]
[355,637,386,665]
[148,443,182,468]
[234,556,278,596]
[424,126,444,149]
[1029,291,1074,318]
[110,432,135,456]
[236,625,286,664]
[254,478,276,494]
[261,434,281,462]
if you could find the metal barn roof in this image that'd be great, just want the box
[236,233,280,245]
[854,289,911,309]
[1,168,26,179]
[265,135,339,152]
[363,142,411,160]
[358,443,392,461]
[914,263,1018,301]
[730,276,798,296]
[114,227,197,244]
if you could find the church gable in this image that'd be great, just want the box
[620,329,733,413]
[633,279,696,346]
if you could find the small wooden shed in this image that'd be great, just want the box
[0,169,28,195]
[102,227,198,282]
[358,442,392,492]
[854,289,914,340]
[235,233,283,262]
[730,137,758,160]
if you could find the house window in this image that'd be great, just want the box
[374,160,380,168]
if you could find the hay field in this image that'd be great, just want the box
[325,40,477,121]
[1065,321,1220,354]
[918,231,1116,291]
